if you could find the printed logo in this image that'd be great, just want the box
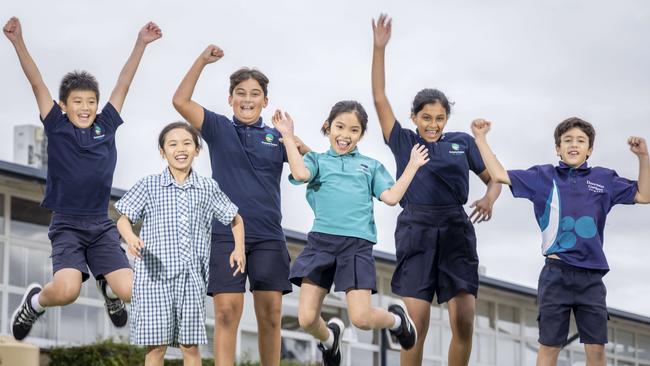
[586,180,605,193]
[92,125,105,140]
[449,142,464,155]
[357,163,371,176]
[451,143,460,151]
[265,134,274,143]
[261,133,279,147]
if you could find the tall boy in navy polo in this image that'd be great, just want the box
[172,44,309,365]
[5,17,162,341]
[471,117,650,366]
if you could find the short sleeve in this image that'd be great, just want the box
[371,161,396,200]
[97,102,124,132]
[209,181,239,225]
[201,108,230,143]
[115,178,149,223]
[40,101,66,134]
[289,152,319,185]
[387,120,415,151]
[508,166,541,200]
[610,170,638,205]
[466,135,486,175]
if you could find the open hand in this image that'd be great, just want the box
[372,14,392,48]
[409,143,430,167]
[272,109,295,137]
[469,196,494,224]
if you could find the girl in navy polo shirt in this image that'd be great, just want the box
[273,101,428,365]
[371,14,502,366]
[115,122,244,366]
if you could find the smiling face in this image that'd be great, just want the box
[228,78,268,124]
[556,127,593,167]
[325,112,364,155]
[60,90,98,128]
[159,127,200,173]
[411,102,448,142]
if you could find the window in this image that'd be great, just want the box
[615,329,635,358]
[240,330,260,362]
[498,304,521,336]
[476,299,496,330]
[11,197,51,242]
[281,337,311,363]
[497,338,521,366]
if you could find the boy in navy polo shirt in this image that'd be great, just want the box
[172,44,309,366]
[4,17,162,341]
[471,117,649,366]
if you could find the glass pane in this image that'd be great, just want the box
[524,309,539,338]
[10,197,51,242]
[349,347,377,366]
[424,324,441,356]
[26,247,48,286]
[572,351,586,366]
[0,194,5,234]
[59,303,87,343]
[498,304,521,336]
[475,333,496,364]
[281,336,311,363]
[9,245,27,287]
[476,299,496,330]
[616,361,634,366]
[281,303,301,332]
[386,349,400,365]
[83,305,104,343]
[638,333,650,359]
[525,342,539,366]
[0,242,4,282]
[605,327,615,353]
[615,329,635,357]
[497,338,521,366]
[430,302,441,320]
[351,327,375,345]
[240,330,260,362]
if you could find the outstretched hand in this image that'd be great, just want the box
[3,17,22,43]
[471,119,492,138]
[372,13,392,48]
[271,109,295,137]
[138,21,162,45]
[409,143,430,167]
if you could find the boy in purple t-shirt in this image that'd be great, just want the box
[471,117,649,366]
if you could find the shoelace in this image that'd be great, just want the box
[105,298,124,315]
[17,304,39,325]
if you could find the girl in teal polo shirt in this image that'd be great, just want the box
[273,101,428,365]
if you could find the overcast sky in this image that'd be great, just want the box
[2,0,649,316]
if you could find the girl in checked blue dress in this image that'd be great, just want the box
[115,122,245,366]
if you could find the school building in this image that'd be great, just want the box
[1,159,650,366]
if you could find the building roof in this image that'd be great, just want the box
[1,159,648,326]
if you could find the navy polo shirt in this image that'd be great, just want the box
[201,108,287,240]
[386,121,486,206]
[41,101,122,216]
[508,162,638,270]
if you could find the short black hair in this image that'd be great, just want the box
[229,67,269,97]
[554,117,596,148]
[411,88,453,116]
[158,122,202,150]
[59,70,99,103]
[321,100,368,135]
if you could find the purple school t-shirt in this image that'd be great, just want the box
[508,161,637,270]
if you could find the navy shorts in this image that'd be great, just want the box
[537,258,609,346]
[48,213,130,282]
[207,234,292,296]
[290,232,377,293]
[391,204,479,304]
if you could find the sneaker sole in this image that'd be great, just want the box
[328,317,345,351]
[11,283,42,340]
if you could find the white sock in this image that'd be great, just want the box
[390,313,402,331]
[30,293,46,313]
[321,328,335,349]
[105,285,119,300]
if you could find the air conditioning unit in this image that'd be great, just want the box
[13,125,48,170]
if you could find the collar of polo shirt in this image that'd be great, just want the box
[232,116,264,128]
[557,161,590,171]
[326,146,359,157]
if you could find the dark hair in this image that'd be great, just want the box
[554,117,596,148]
[229,67,269,97]
[320,100,368,135]
[411,88,453,116]
[158,122,202,150]
[59,70,99,103]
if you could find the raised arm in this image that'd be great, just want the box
[3,17,53,119]
[629,136,650,204]
[372,14,397,142]
[380,144,429,205]
[272,110,312,181]
[116,215,145,258]
[172,45,224,131]
[471,119,511,185]
[109,21,162,113]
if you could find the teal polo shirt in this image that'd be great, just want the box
[290,147,395,243]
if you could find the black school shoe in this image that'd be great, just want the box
[96,279,128,327]
[12,283,45,341]
[318,317,345,366]
[388,303,418,350]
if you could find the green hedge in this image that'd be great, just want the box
[46,339,317,366]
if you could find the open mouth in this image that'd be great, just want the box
[175,154,188,163]
[568,151,579,157]
[424,128,438,138]
[336,139,350,150]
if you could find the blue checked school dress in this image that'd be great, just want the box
[115,168,238,346]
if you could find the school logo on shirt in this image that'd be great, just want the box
[261,133,278,147]
[449,143,464,155]
[93,125,105,140]
[586,180,605,193]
